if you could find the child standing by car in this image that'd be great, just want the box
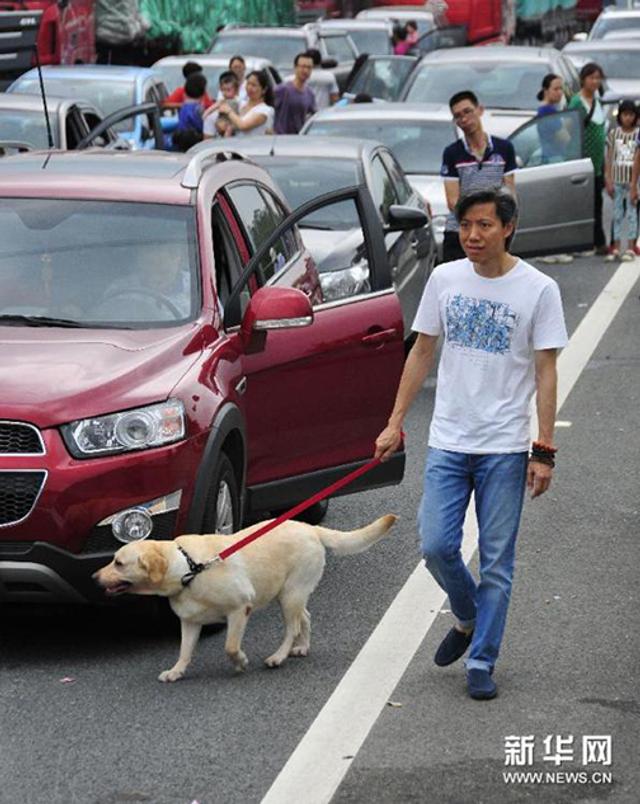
[605,100,640,261]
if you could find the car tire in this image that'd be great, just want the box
[201,452,240,535]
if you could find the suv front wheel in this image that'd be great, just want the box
[201,453,240,535]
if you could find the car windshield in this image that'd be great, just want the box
[306,118,452,174]
[155,63,225,96]
[14,78,135,131]
[349,58,417,100]
[591,16,640,39]
[405,61,550,109]
[567,49,640,79]
[0,200,199,327]
[210,34,303,71]
[253,157,360,229]
[0,109,59,149]
[347,29,392,55]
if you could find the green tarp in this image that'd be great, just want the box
[140,0,296,53]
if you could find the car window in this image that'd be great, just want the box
[405,61,551,110]
[259,187,302,262]
[210,33,304,72]
[225,182,291,283]
[380,151,412,204]
[322,34,356,63]
[211,200,248,327]
[509,110,583,168]
[369,155,398,220]
[347,29,392,56]
[65,107,89,149]
[349,57,416,101]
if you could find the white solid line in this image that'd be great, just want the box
[261,262,640,804]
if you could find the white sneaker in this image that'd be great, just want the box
[555,254,574,264]
[621,250,634,262]
[539,255,558,264]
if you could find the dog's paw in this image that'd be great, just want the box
[264,653,287,668]
[158,668,184,683]
[290,646,309,658]
[234,653,249,673]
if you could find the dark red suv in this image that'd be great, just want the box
[0,149,415,603]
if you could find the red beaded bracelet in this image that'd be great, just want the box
[531,441,558,455]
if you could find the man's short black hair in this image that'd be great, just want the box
[455,189,518,247]
[219,70,239,87]
[306,48,322,66]
[182,61,202,79]
[184,72,207,99]
[449,90,479,110]
[294,51,314,66]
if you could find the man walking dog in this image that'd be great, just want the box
[375,189,568,700]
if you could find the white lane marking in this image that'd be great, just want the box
[261,262,640,804]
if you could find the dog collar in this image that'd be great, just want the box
[178,545,221,587]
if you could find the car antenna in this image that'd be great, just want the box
[33,42,54,149]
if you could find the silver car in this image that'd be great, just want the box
[400,46,581,138]
[317,19,393,55]
[562,40,640,100]
[302,103,595,258]
[356,6,435,38]
[586,6,640,40]
[152,54,281,97]
[190,135,434,339]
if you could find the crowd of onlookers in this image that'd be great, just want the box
[165,51,640,260]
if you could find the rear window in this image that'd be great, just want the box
[0,109,59,149]
[347,29,392,56]
[0,200,199,328]
[210,33,304,71]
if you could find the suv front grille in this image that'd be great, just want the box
[0,472,46,526]
[0,422,44,455]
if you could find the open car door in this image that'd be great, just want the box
[78,102,166,151]
[223,185,408,512]
[509,109,594,257]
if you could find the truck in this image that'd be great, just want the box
[0,1,95,89]
[370,0,602,46]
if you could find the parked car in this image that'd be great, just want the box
[585,6,640,40]
[209,25,358,91]
[0,93,126,151]
[152,54,281,100]
[400,46,581,138]
[303,103,595,259]
[190,135,435,339]
[8,66,168,150]
[356,6,435,37]
[562,40,640,100]
[341,55,420,102]
[316,19,393,55]
[0,147,412,603]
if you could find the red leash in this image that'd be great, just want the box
[218,455,383,561]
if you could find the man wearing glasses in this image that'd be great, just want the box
[441,91,517,263]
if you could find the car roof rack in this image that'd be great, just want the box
[181,149,247,189]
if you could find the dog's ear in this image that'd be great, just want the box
[138,545,169,585]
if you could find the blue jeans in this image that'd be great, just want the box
[613,183,638,242]
[418,448,528,673]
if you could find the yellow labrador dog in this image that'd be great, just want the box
[94,514,396,682]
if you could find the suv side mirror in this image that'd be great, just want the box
[385,205,428,232]
[321,58,338,69]
[240,287,313,346]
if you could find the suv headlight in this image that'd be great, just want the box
[62,400,186,458]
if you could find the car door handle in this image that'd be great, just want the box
[235,376,247,395]
[570,176,589,185]
[410,237,420,249]
[361,328,398,347]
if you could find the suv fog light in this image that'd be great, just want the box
[112,508,153,543]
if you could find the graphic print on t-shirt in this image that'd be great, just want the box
[446,293,518,355]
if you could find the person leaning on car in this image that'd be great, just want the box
[441,90,517,263]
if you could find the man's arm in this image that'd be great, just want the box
[374,333,439,461]
[444,179,460,213]
[503,173,516,196]
[528,348,559,498]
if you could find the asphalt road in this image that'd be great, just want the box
[1,254,638,804]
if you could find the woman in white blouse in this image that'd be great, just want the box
[217,70,274,136]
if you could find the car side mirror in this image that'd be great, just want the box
[385,205,428,232]
[321,58,338,69]
[240,286,313,347]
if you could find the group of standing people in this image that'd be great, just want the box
[166,49,340,151]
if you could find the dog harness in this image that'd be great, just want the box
[178,545,220,587]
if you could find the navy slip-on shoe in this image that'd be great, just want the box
[467,668,497,700]
[434,627,474,667]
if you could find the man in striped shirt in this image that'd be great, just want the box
[441,91,517,263]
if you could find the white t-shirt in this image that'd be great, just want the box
[234,102,274,136]
[412,258,568,453]
[308,70,339,110]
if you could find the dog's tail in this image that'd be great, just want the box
[315,514,397,556]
